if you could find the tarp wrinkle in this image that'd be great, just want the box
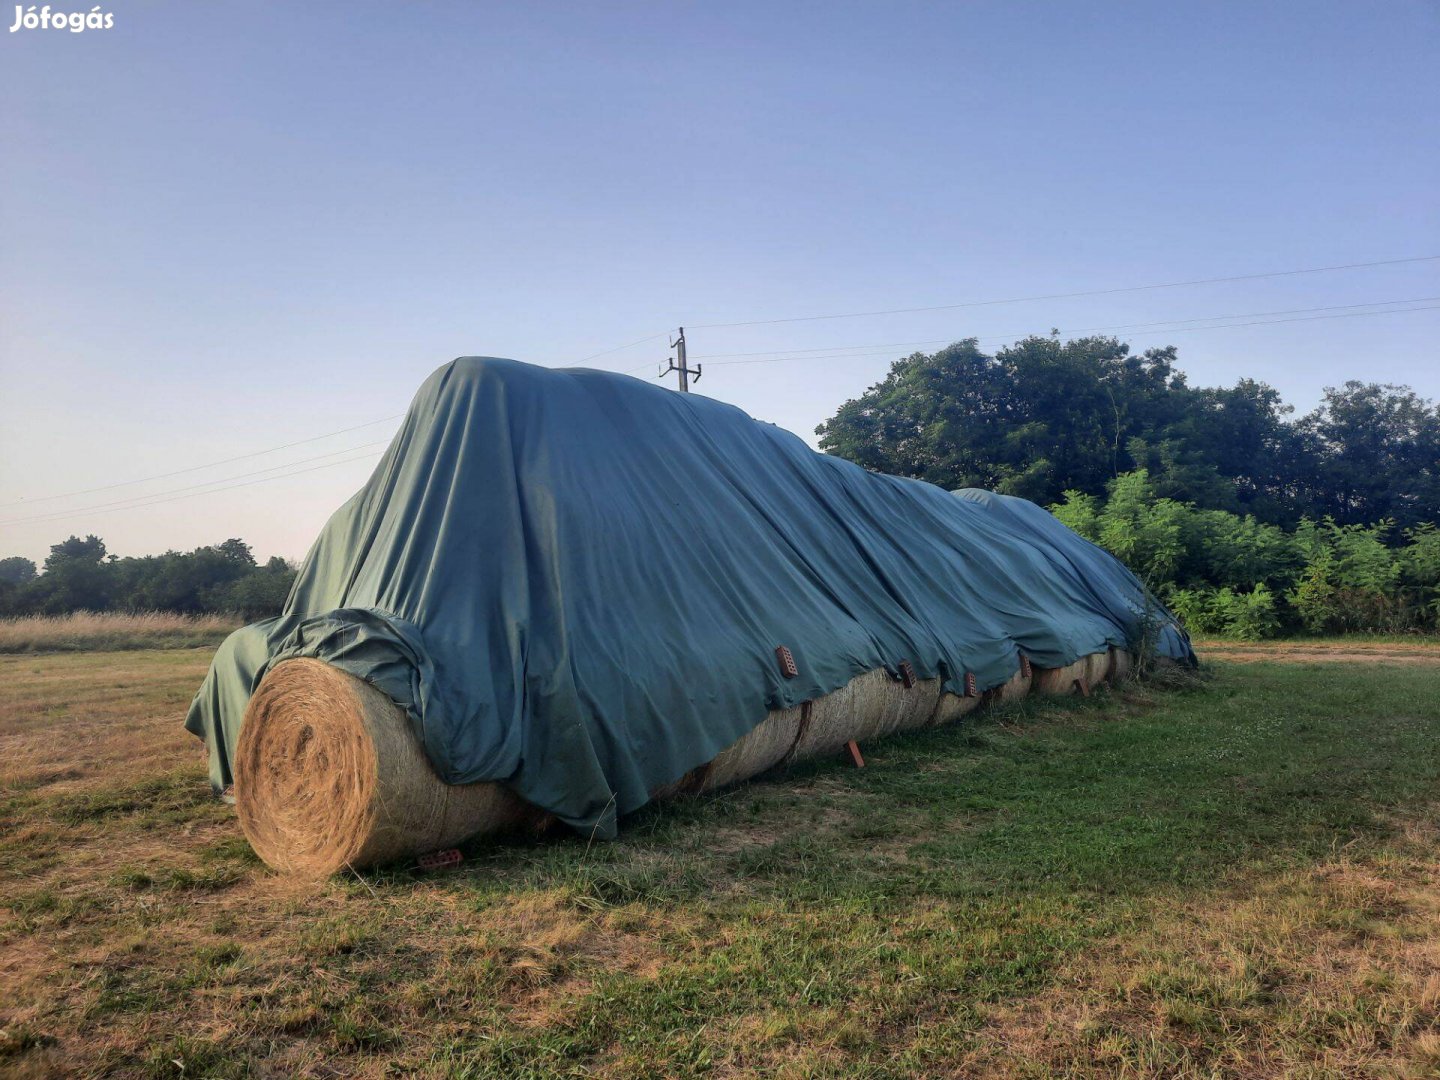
[186,357,1194,835]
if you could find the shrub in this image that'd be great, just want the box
[1219,584,1281,641]
[1058,474,1437,637]
[1166,585,1280,640]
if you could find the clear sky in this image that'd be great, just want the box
[2,1,1437,565]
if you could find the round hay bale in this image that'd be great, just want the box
[235,658,531,877]
[1108,647,1135,683]
[872,674,944,739]
[981,666,1033,707]
[690,669,943,795]
[1083,651,1110,687]
[900,677,945,732]
[929,690,982,726]
[239,649,1124,874]
[792,669,872,757]
[1031,658,1087,696]
[701,704,803,792]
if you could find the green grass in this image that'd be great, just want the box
[3,658,1440,1076]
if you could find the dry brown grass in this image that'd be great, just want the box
[0,612,239,655]
[1195,637,1440,665]
[959,814,1440,1078]
[3,644,1440,1077]
[0,651,213,794]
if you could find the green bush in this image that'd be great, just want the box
[1065,472,1436,638]
[1219,584,1281,641]
[1163,584,1281,640]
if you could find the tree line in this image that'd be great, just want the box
[817,335,1439,637]
[0,536,296,621]
[817,335,1439,532]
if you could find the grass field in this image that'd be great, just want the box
[2,646,1439,1078]
[0,613,240,655]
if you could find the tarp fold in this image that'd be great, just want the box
[187,357,1193,836]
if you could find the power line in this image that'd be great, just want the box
[2,328,680,525]
[570,331,670,365]
[698,303,1440,367]
[4,331,664,510]
[688,296,1440,360]
[628,297,1439,371]
[0,414,403,508]
[3,329,663,512]
[0,440,395,527]
[11,260,1435,514]
[686,255,1440,330]
[0,448,388,528]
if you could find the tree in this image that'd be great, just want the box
[30,535,111,613]
[1092,470,1190,585]
[217,538,256,567]
[1297,382,1440,530]
[1049,471,1436,638]
[0,535,298,618]
[0,557,36,585]
[815,339,998,486]
[1162,378,1316,520]
[207,556,296,619]
[44,535,107,569]
[816,336,1200,506]
[817,337,1438,530]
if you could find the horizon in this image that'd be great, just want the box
[3,1,1437,565]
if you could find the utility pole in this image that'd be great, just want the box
[660,327,701,392]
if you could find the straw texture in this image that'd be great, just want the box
[235,658,532,877]
[239,650,1120,874]
[1032,657,1089,695]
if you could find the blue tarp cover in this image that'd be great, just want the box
[186,357,1194,836]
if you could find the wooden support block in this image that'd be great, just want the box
[1074,678,1090,697]
[845,740,865,768]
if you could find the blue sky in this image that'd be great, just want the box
[1,1,1436,564]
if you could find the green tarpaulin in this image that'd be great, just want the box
[186,357,1193,836]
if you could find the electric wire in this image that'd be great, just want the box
[8,298,1435,526]
[0,415,403,508]
[0,449,389,528]
[702,305,1440,368]
[8,257,1436,513]
[686,255,1440,330]
[686,297,1440,361]
[570,331,670,365]
[0,440,396,527]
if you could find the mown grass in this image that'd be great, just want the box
[1,650,1439,1077]
[0,612,239,655]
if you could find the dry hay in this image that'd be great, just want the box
[1032,657,1089,696]
[1108,645,1134,682]
[982,666,1032,707]
[235,658,534,877]
[237,650,1125,874]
